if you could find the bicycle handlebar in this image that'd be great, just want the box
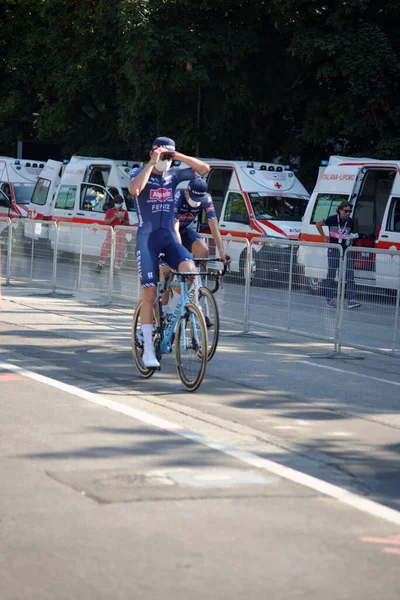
[161,257,229,294]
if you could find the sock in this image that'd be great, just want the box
[167,292,181,315]
[142,324,153,348]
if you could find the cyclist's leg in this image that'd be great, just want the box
[159,262,172,307]
[136,232,160,367]
[185,230,209,272]
[163,230,196,314]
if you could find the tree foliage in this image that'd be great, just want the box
[1,0,399,174]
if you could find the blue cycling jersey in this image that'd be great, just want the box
[130,167,195,233]
[173,189,217,230]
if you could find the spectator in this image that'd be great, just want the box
[315,202,361,309]
[96,195,129,274]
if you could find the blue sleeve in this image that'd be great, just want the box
[324,215,336,226]
[130,167,142,180]
[203,195,217,221]
[173,190,182,222]
[174,167,196,184]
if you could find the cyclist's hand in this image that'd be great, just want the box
[149,147,167,166]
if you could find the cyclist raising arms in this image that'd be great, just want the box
[129,137,210,368]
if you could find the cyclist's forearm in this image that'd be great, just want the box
[174,153,210,175]
[210,220,225,256]
[129,162,154,196]
[174,221,182,244]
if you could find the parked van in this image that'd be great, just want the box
[25,155,142,254]
[198,159,309,281]
[297,155,400,292]
[0,157,44,219]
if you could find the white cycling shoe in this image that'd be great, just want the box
[143,347,160,368]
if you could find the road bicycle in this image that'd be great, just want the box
[132,270,208,392]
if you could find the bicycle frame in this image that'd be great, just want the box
[157,272,197,354]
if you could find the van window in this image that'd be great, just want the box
[354,169,394,236]
[249,193,307,221]
[55,185,76,210]
[88,166,110,187]
[121,188,137,212]
[311,193,348,224]
[224,193,249,223]
[12,182,35,205]
[31,178,51,206]
[207,168,232,217]
[387,197,400,232]
[80,184,112,212]
[1,183,11,199]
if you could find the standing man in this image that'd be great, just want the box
[315,201,361,309]
[129,136,210,367]
[96,194,130,274]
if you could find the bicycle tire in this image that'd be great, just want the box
[198,286,220,361]
[131,299,162,378]
[175,303,207,392]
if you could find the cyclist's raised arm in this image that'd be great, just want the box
[129,148,164,196]
[173,153,210,175]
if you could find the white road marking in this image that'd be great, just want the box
[2,360,400,527]
[327,431,353,437]
[299,360,400,387]
[273,425,300,431]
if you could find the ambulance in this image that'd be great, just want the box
[25,155,142,254]
[197,159,310,282]
[297,156,400,292]
[0,157,44,219]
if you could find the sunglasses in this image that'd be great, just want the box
[342,209,352,213]
[161,153,174,161]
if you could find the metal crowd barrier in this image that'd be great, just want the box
[246,239,343,343]
[202,233,250,333]
[338,246,400,355]
[1,219,399,356]
[0,217,12,284]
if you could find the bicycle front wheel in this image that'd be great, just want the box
[198,286,220,361]
[175,303,207,392]
[131,299,161,378]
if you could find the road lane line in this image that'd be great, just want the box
[299,361,400,387]
[2,359,400,527]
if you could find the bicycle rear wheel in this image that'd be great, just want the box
[131,299,161,378]
[198,286,220,361]
[175,303,207,392]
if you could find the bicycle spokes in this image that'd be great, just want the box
[175,304,207,392]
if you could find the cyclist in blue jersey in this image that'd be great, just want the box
[173,179,228,267]
[129,136,210,367]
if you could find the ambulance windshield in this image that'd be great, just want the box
[13,182,35,204]
[249,193,308,221]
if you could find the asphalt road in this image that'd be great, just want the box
[0,285,400,599]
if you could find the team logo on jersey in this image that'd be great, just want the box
[179,213,194,221]
[150,188,173,202]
